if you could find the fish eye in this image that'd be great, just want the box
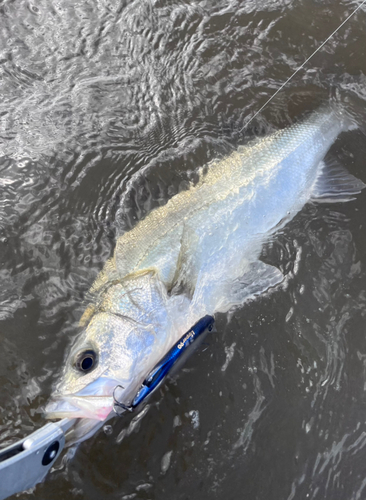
[75,349,98,373]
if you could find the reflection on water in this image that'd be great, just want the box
[1,0,366,498]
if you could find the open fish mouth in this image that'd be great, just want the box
[45,394,115,421]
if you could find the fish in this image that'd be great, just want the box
[44,106,365,440]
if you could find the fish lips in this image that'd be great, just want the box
[44,377,121,421]
[45,395,114,421]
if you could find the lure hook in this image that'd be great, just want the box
[112,385,133,415]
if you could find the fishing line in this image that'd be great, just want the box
[241,0,366,131]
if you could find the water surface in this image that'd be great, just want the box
[1,0,366,499]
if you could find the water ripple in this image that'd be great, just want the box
[0,0,366,499]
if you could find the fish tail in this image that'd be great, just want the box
[328,91,365,133]
[331,104,358,132]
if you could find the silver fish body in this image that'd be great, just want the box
[45,107,364,437]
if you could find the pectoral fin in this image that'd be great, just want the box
[136,225,184,288]
[311,159,365,203]
[170,224,201,297]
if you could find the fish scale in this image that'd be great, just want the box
[105,108,348,291]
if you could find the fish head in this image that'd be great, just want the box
[45,312,135,421]
[45,271,188,423]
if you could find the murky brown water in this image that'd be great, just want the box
[1,0,366,498]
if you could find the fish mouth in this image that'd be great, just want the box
[44,377,123,421]
[45,394,115,421]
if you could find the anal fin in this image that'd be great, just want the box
[216,261,284,312]
[311,159,365,203]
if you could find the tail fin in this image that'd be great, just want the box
[329,90,366,135]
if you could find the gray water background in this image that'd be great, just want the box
[1,0,366,498]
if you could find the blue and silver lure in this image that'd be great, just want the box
[113,315,215,414]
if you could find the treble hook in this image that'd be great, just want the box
[112,385,133,415]
[112,315,215,416]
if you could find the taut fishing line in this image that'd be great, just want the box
[242,0,366,131]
